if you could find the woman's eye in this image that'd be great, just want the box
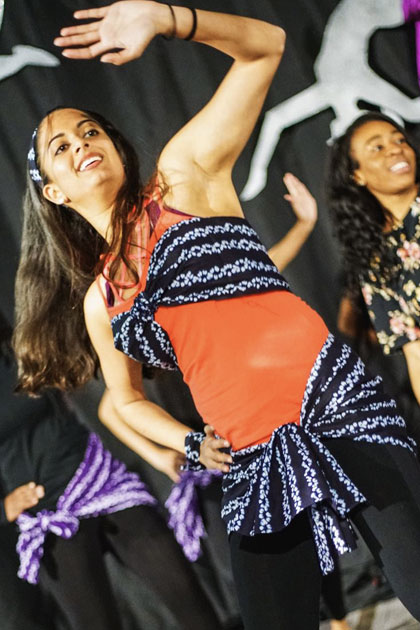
[55,143,68,155]
[395,137,407,145]
[84,129,99,137]
[369,144,383,153]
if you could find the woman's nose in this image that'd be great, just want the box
[74,139,89,153]
[387,142,403,155]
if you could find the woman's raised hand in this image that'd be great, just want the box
[199,425,232,473]
[54,1,166,65]
[283,173,318,228]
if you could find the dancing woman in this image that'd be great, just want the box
[327,112,420,404]
[13,3,420,629]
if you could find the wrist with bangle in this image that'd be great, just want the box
[162,4,198,41]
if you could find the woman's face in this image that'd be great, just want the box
[38,108,125,209]
[350,120,417,197]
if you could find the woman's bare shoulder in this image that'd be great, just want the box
[84,279,108,322]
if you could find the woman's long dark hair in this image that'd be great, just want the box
[14,108,146,393]
[326,112,420,296]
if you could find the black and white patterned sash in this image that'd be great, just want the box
[111,216,290,368]
[219,334,416,575]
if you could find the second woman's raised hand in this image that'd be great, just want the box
[283,173,318,228]
[54,1,167,65]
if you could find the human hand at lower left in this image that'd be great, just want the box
[153,447,186,483]
[4,482,45,522]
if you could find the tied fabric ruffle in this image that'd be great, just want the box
[221,334,415,575]
[165,469,222,561]
[403,0,420,86]
[221,424,363,575]
[16,433,157,584]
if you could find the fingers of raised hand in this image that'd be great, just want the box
[61,41,113,60]
[54,32,100,49]
[283,172,299,194]
[73,7,109,20]
[100,49,137,65]
[283,173,308,197]
[59,22,100,37]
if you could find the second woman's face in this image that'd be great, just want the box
[350,120,417,197]
[38,108,125,209]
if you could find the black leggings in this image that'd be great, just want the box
[229,440,420,630]
[39,505,222,630]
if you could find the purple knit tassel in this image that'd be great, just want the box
[165,469,222,561]
[403,0,420,87]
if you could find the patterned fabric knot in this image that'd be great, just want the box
[111,216,290,369]
[16,509,80,584]
[16,433,158,584]
[131,292,155,323]
[18,509,79,538]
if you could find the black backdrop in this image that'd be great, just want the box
[1,1,420,627]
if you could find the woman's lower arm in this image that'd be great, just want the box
[268,221,314,272]
[152,2,285,61]
[403,341,420,405]
[109,393,192,454]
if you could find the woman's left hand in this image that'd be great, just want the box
[54,1,165,65]
[199,425,232,472]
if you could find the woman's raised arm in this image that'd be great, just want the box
[54,1,285,179]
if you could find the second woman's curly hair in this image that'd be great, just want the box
[326,112,420,296]
[13,107,146,393]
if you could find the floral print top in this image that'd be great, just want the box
[361,198,420,355]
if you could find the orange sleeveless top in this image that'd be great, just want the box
[100,194,329,450]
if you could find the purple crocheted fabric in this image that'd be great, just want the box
[403,0,420,86]
[16,433,157,584]
[165,469,222,561]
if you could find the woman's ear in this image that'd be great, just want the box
[352,169,366,187]
[43,183,70,206]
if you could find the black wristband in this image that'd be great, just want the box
[184,430,206,471]
[162,4,177,40]
[184,7,197,41]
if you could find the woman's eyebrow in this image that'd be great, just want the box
[364,134,382,146]
[48,119,98,149]
[48,132,64,149]
[76,118,98,129]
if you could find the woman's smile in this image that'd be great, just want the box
[77,153,104,172]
